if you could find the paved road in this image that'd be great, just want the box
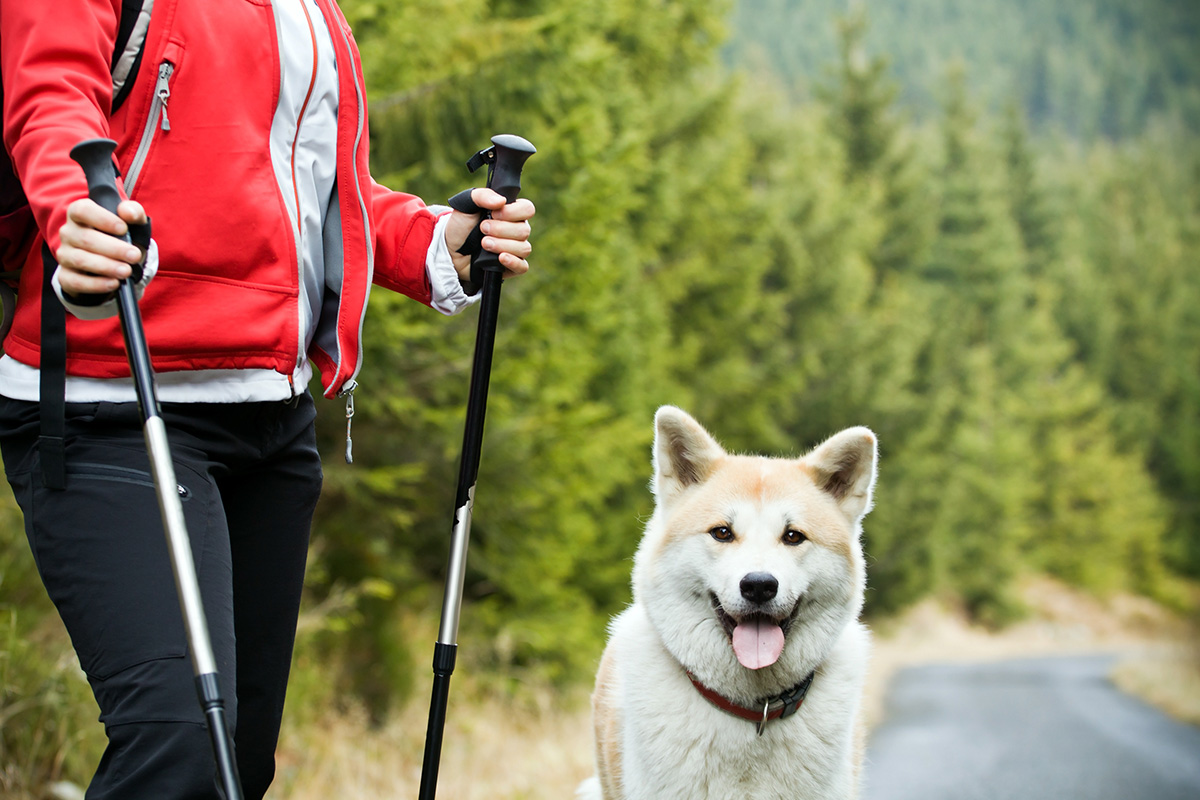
[862,655,1200,800]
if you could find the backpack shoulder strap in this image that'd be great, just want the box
[38,245,67,489]
[111,0,154,114]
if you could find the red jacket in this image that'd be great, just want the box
[0,0,438,398]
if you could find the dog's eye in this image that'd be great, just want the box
[709,526,735,543]
[782,529,807,546]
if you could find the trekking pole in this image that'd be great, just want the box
[417,134,536,800]
[69,138,244,800]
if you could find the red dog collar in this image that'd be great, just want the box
[687,670,815,736]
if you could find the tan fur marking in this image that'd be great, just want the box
[793,499,856,561]
[765,461,856,562]
[647,478,726,563]
[592,645,625,799]
[723,459,771,500]
[649,457,858,566]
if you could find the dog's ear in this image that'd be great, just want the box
[804,427,878,524]
[652,406,726,503]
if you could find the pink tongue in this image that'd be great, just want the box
[731,618,785,669]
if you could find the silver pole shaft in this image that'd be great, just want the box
[437,484,475,645]
[143,415,217,676]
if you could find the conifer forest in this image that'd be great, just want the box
[2,0,1198,791]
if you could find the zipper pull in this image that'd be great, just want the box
[156,62,173,131]
[339,381,358,464]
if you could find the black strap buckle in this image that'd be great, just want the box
[39,244,67,490]
[776,671,815,721]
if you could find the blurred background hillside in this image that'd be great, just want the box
[2,0,1197,795]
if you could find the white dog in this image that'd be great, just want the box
[577,406,878,800]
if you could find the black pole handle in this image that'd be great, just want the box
[472,134,534,275]
[69,138,125,219]
[69,138,152,267]
[68,138,142,281]
[449,135,536,285]
[69,138,157,416]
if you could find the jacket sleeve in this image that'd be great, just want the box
[368,177,445,304]
[0,0,123,254]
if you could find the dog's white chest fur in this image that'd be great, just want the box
[604,607,869,800]
[579,407,878,800]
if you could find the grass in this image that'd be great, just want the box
[0,611,104,800]
[272,684,595,799]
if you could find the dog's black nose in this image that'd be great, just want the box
[740,572,778,604]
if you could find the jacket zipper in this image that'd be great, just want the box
[338,379,357,464]
[125,61,175,194]
[328,7,373,392]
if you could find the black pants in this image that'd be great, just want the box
[0,394,323,799]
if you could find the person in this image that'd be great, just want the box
[0,1,535,798]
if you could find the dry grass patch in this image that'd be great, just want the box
[1111,646,1200,726]
[272,685,595,800]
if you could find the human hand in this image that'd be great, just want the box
[444,187,535,281]
[55,198,148,299]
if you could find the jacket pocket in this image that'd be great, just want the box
[125,41,184,195]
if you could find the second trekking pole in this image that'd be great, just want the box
[70,138,244,800]
[417,134,536,800]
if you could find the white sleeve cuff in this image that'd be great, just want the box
[53,238,159,321]
[426,209,479,316]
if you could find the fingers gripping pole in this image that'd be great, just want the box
[69,139,244,800]
[418,135,535,800]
